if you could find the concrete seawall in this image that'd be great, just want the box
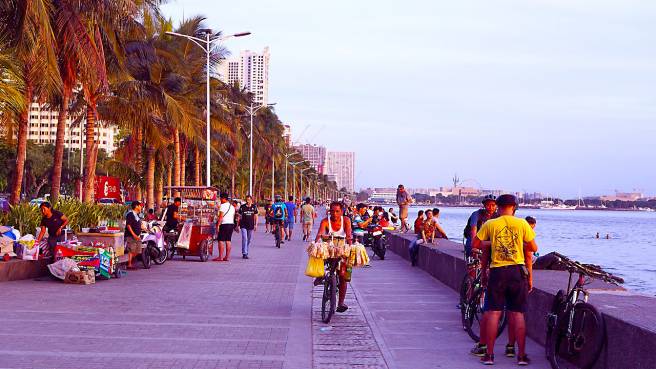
[384,231,656,369]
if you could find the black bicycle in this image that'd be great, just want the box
[545,252,623,369]
[272,220,283,248]
[460,249,507,342]
[321,258,340,324]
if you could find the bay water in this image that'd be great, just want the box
[400,206,656,295]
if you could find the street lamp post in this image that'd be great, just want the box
[166,29,251,187]
[300,168,311,199]
[288,161,302,200]
[283,152,299,199]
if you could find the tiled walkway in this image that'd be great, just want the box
[0,218,549,369]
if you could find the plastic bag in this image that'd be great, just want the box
[305,256,325,278]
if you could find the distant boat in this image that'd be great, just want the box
[540,200,576,210]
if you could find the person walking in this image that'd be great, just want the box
[300,197,316,241]
[284,196,297,240]
[472,194,538,366]
[214,193,236,262]
[124,201,143,269]
[396,184,413,232]
[238,195,258,259]
[35,202,69,258]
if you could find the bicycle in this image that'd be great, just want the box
[272,219,284,248]
[321,257,341,324]
[545,252,623,369]
[459,248,507,342]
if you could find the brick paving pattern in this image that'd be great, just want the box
[0,215,550,369]
[0,221,310,369]
[311,287,389,369]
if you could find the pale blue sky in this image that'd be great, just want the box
[161,0,656,198]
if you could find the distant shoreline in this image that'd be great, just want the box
[368,202,654,212]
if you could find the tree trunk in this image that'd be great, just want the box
[167,166,172,199]
[194,145,200,186]
[83,102,97,203]
[51,88,71,203]
[146,147,155,211]
[135,123,143,202]
[180,137,187,187]
[155,171,163,213]
[173,128,180,187]
[231,173,235,197]
[10,84,32,205]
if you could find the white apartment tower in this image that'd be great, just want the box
[325,151,355,193]
[25,103,118,154]
[218,47,270,106]
[296,144,326,174]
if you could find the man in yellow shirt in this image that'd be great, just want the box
[473,194,538,366]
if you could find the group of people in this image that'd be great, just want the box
[264,196,317,242]
[407,207,449,266]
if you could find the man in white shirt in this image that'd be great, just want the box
[214,192,236,262]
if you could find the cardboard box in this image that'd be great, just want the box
[64,270,95,285]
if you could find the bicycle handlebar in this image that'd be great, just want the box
[552,252,624,285]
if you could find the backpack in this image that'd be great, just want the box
[272,203,285,220]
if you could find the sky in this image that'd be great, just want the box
[161,0,656,198]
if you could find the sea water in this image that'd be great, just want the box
[401,206,656,295]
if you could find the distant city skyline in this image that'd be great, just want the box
[162,1,656,198]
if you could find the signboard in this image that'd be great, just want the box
[95,176,122,202]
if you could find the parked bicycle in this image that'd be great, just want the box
[459,248,507,342]
[321,258,341,323]
[545,252,623,369]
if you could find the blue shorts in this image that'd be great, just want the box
[285,220,294,229]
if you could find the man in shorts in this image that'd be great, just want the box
[214,193,236,262]
[396,184,412,232]
[300,197,315,241]
[124,201,143,269]
[284,196,297,240]
[473,194,538,366]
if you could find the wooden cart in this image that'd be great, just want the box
[164,186,217,262]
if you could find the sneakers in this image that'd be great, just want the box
[481,353,494,365]
[242,254,249,259]
[470,343,487,357]
[517,355,530,366]
[505,344,515,358]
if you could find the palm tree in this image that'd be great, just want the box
[0,47,25,144]
[1,0,61,204]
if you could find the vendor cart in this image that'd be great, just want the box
[163,186,217,262]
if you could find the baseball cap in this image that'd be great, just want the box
[496,194,517,206]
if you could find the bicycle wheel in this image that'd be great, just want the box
[459,273,475,308]
[548,302,605,369]
[462,287,507,342]
[321,273,337,324]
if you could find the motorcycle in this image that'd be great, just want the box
[140,221,167,268]
[364,224,387,260]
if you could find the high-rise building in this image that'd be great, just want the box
[218,47,270,106]
[296,144,326,174]
[325,151,355,193]
[282,124,292,147]
[23,103,119,154]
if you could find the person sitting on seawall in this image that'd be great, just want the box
[378,212,391,228]
[35,202,69,258]
[431,208,448,240]
[408,210,425,266]
[388,208,399,225]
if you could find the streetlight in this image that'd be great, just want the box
[283,151,300,199]
[288,161,303,200]
[166,29,251,187]
[229,101,276,196]
[300,167,311,199]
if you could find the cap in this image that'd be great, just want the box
[496,194,517,206]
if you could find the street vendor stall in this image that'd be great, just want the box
[164,186,217,262]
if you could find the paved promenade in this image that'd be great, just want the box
[0,221,548,368]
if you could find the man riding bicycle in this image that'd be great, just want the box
[314,201,354,313]
[271,195,288,245]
